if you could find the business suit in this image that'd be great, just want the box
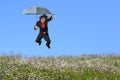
[34,15,53,48]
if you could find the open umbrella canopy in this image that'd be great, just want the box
[23,6,53,15]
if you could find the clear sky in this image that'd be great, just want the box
[0,0,120,57]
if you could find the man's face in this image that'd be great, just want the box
[41,17,46,23]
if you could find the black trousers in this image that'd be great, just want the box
[36,32,51,44]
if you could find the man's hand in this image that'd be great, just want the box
[43,32,46,35]
[52,14,55,19]
[34,26,38,30]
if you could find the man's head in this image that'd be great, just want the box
[40,17,46,23]
[40,14,47,23]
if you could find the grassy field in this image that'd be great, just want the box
[0,54,120,80]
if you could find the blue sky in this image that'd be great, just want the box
[0,0,120,57]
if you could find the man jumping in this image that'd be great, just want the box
[34,14,54,49]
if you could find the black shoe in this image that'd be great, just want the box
[38,42,41,46]
[36,40,41,46]
[46,43,50,49]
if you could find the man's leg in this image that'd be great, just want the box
[36,33,43,45]
[43,33,51,48]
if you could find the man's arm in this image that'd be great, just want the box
[34,22,39,30]
[47,15,55,22]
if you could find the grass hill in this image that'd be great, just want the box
[0,54,120,80]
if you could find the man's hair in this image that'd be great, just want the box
[40,14,48,20]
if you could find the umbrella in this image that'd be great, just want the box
[23,6,53,15]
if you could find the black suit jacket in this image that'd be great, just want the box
[35,16,53,33]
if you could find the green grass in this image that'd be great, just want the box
[0,54,120,80]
